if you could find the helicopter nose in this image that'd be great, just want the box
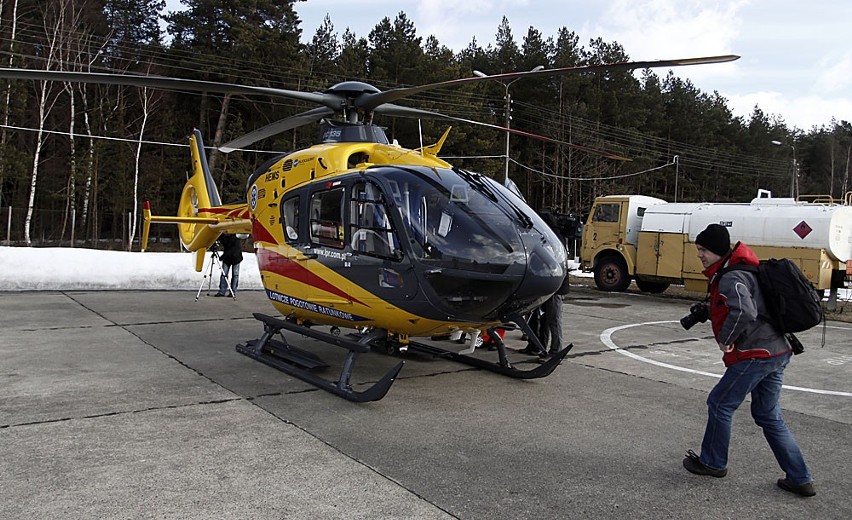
[499,240,567,318]
[527,241,567,294]
[529,242,565,280]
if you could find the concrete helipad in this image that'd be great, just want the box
[2,288,850,519]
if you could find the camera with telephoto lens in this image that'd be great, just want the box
[786,333,805,355]
[680,302,709,330]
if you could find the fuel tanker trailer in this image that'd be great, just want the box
[580,190,852,304]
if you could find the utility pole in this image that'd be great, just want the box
[473,65,545,184]
[771,140,798,198]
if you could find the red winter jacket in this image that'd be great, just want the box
[703,241,792,367]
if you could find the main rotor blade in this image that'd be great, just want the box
[357,54,739,111]
[373,103,454,118]
[0,68,337,108]
[218,107,334,153]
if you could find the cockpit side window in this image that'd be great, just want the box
[349,181,401,260]
[388,178,453,258]
[282,196,300,243]
[310,187,345,248]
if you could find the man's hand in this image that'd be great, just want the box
[719,343,734,353]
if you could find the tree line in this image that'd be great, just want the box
[0,0,849,248]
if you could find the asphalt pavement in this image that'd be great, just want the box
[2,287,850,519]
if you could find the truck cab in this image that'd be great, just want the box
[580,195,667,292]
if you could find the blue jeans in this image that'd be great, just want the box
[218,262,240,296]
[700,352,812,484]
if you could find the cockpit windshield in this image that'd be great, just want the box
[375,167,526,274]
[480,172,567,268]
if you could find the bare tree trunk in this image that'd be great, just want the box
[129,85,154,250]
[24,81,53,246]
[80,93,94,234]
[23,0,90,245]
[25,1,72,246]
[207,93,231,180]
[92,80,123,246]
[77,35,111,238]
[61,20,106,246]
[0,0,20,209]
[91,151,99,244]
[60,82,77,245]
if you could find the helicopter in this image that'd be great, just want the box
[0,54,738,401]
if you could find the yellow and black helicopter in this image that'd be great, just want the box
[0,54,737,401]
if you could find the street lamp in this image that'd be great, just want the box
[771,140,798,198]
[473,65,545,183]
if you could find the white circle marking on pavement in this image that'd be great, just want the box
[600,320,852,397]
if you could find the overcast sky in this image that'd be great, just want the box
[161,1,852,130]
[286,0,850,131]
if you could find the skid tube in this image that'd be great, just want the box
[405,313,573,379]
[236,313,404,403]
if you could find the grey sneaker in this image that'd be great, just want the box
[777,478,816,497]
[682,450,727,478]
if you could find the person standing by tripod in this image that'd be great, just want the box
[215,234,243,297]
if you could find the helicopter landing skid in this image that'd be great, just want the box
[236,313,404,403]
[406,337,573,379]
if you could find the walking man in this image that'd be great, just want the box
[682,223,815,497]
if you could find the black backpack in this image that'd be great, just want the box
[721,258,824,335]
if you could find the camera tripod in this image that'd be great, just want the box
[195,249,235,301]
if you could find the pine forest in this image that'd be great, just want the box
[0,0,850,248]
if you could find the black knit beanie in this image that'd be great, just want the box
[695,224,731,257]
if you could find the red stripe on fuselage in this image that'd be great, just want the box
[251,219,279,245]
[200,207,250,219]
[256,247,366,307]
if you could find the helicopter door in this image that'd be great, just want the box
[299,186,357,311]
[348,180,418,302]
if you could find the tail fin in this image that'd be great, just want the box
[176,129,222,248]
[141,130,251,268]
[190,129,221,207]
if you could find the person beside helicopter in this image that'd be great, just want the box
[214,234,243,298]
[518,209,567,358]
[538,289,564,358]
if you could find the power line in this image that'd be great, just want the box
[0,123,285,154]
[0,19,791,185]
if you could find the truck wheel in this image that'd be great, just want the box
[594,255,631,292]
[635,279,670,294]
